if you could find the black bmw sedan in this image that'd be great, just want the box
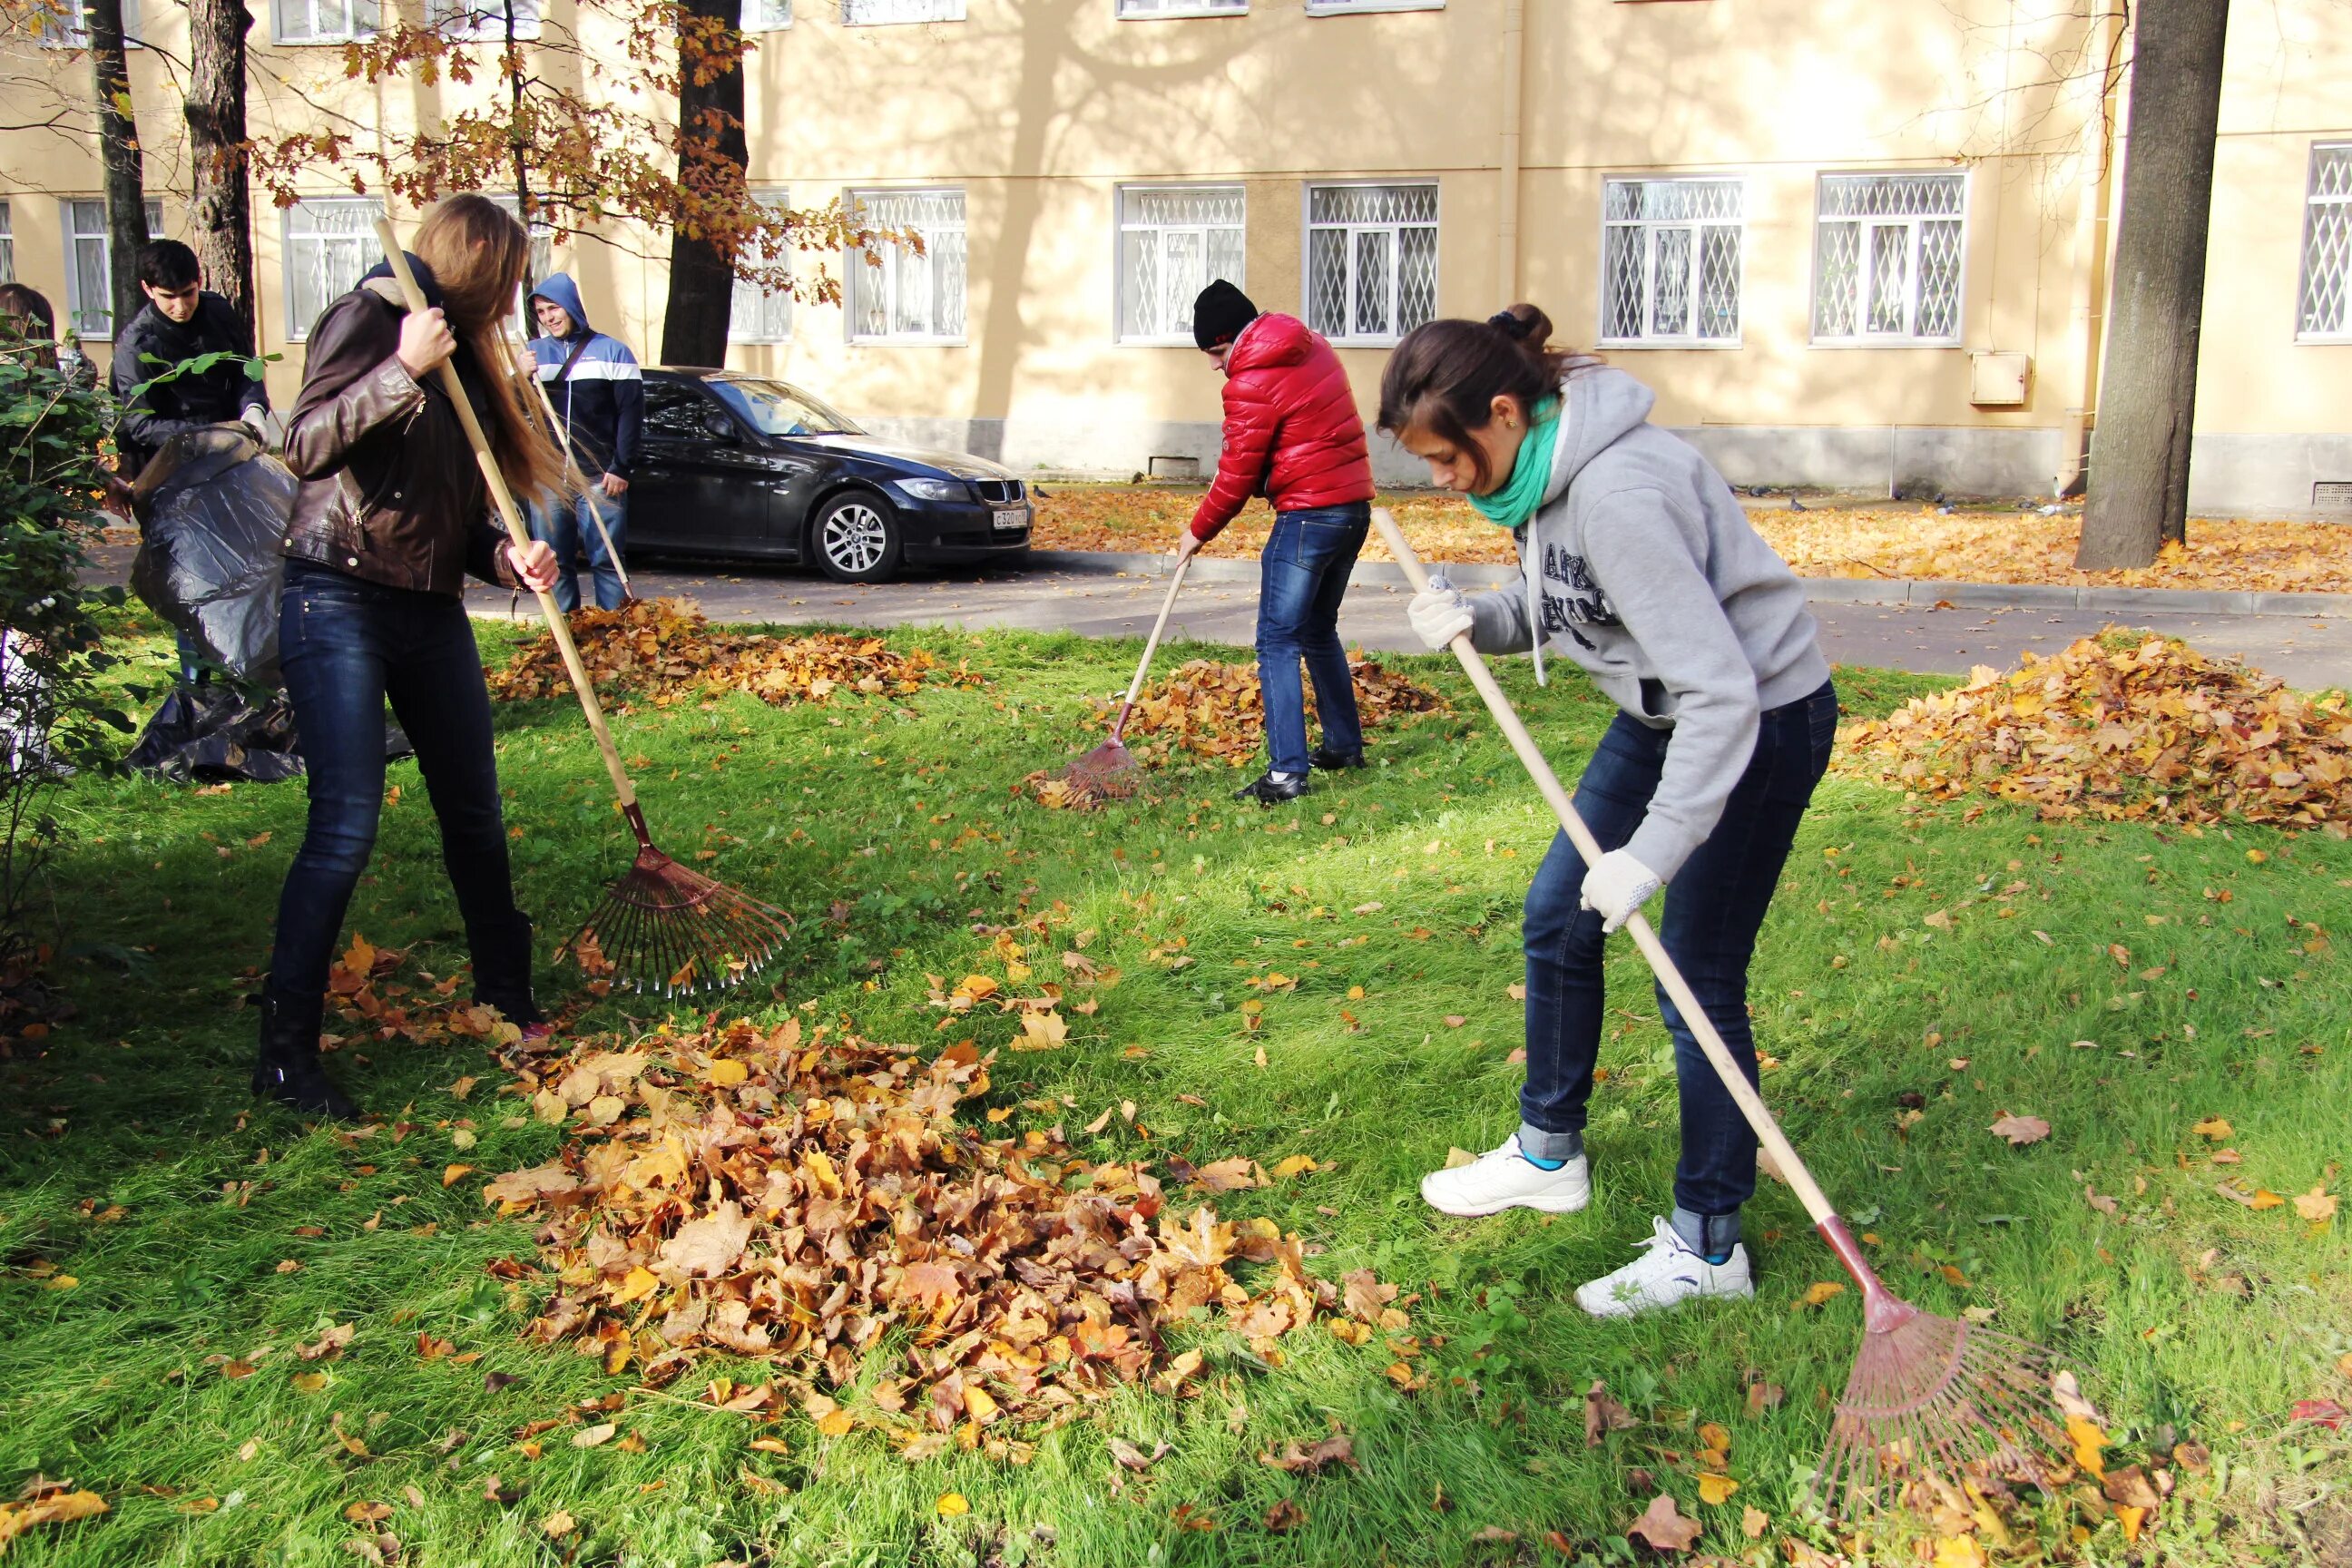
[629,369,1033,583]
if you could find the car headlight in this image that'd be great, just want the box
[893,477,967,502]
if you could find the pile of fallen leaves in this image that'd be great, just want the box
[313,933,527,1053]
[486,597,977,710]
[1836,632,2351,833]
[481,1011,1410,1449]
[1030,485,2352,594]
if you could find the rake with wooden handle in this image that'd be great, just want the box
[512,330,637,604]
[376,220,788,996]
[1049,551,1193,802]
[1371,507,2068,1514]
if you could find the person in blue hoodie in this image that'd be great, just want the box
[1382,304,1837,1320]
[525,274,642,612]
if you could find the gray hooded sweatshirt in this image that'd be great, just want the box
[1461,366,1830,884]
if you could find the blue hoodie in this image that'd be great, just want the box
[526,273,642,479]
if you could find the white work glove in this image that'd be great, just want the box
[1407,571,1474,652]
[1579,848,1662,934]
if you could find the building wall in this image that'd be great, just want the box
[1,0,2346,513]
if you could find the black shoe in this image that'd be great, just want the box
[251,985,359,1120]
[1308,746,1367,772]
[470,909,550,1036]
[1233,770,1308,806]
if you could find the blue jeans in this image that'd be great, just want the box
[1255,502,1368,776]
[1518,681,1838,1248]
[530,486,629,612]
[268,561,522,1010]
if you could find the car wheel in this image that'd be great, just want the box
[812,493,903,583]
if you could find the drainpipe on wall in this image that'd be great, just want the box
[2057,3,2126,497]
[1497,0,1525,304]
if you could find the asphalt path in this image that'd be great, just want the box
[460,557,2352,690]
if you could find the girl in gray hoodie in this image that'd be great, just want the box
[1384,305,1835,1318]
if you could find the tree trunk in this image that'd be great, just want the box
[2076,0,2230,571]
[659,0,746,368]
[505,1,533,278]
[183,0,258,338]
[87,0,150,340]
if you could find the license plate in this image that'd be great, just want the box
[993,506,1027,532]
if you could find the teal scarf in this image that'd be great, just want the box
[1466,396,1561,530]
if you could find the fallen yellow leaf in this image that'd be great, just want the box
[936,1492,970,1517]
[708,1059,749,1087]
[2294,1185,2337,1222]
[1798,1281,1847,1309]
[1697,1473,1740,1505]
[2066,1414,2111,1478]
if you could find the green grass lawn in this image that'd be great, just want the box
[1,616,2346,1567]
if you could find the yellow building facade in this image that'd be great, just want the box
[3,0,2347,513]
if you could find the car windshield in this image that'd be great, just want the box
[705,378,863,438]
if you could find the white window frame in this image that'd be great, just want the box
[429,0,541,42]
[1301,179,1439,348]
[64,196,163,339]
[838,0,962,24]
[740,0,790,27]
[1597,174,1744,348]
[273,0,377,44]
[281,196,386,343]
[2296,141,2351,345]
[0,201,13,285]
[1116,0,1245,17]
[1113,183,1245,347]
[39,0,144,48]
[844,186,966,346]
[1305,0,1442,14]
[729,187,794,345]
[1809,170,1967,348]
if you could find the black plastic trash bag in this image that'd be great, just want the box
[128,426,298,686]
[123,685,415,785]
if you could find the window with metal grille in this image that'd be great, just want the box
[0,202,13,284]
[1811,172,1965,345]
[283,197,385,342]
[1601,177,1742,346]
[1116,185,1244,343]
[840,0,962,22]
[730,189,794,344]
[2298,142,2351,343]
[38,0,144,46]
[847,189,966,342]
[429,0,540,41]
[1118,0,1245,15]
[275,0,377,43]
[741,0,789,25]
[64,196,163,338]
[1305,181,1437,346]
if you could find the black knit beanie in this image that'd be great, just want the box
[1191,279,1259,351]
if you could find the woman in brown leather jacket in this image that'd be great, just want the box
[258,194,565,1118]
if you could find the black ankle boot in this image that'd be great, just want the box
[1309,745,1367,771]
[1234,769,1309,806]
[471,910,551,1039]
[251,985,359,1121]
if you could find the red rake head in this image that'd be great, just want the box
[568,839,793,999]
[1807,1220,2068,1519]
[1051,736,1142,804]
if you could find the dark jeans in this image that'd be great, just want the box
[530,487,629,612]
[1518,681,1838,1231]
[268,560,521,1010]
[1255,502,1368,775]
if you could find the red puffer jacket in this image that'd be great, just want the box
[1189,312,1375,541]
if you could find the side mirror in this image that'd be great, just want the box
[703,410,739,443]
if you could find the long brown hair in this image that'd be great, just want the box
[1377,303,1598,492]
[413,195,564,505]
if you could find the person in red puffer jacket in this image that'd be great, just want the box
[1179,280,1377,805]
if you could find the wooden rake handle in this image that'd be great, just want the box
[1110,551,1193,740]
[1372,507,1843,1231]
[514,333,637,602]
[373,220,639,815]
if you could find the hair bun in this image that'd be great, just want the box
[1486,309,1534,341]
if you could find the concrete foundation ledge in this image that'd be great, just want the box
[1021,550,2352,619]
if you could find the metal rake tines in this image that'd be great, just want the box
[1056,740,1142,799]
[1810,1311,2063,1517]
[575,852,793,998]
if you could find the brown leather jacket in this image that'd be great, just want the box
[280,274,520,596]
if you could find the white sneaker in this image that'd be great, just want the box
[1419,1135,1591,1217]
[1574,1216,1754,1318]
